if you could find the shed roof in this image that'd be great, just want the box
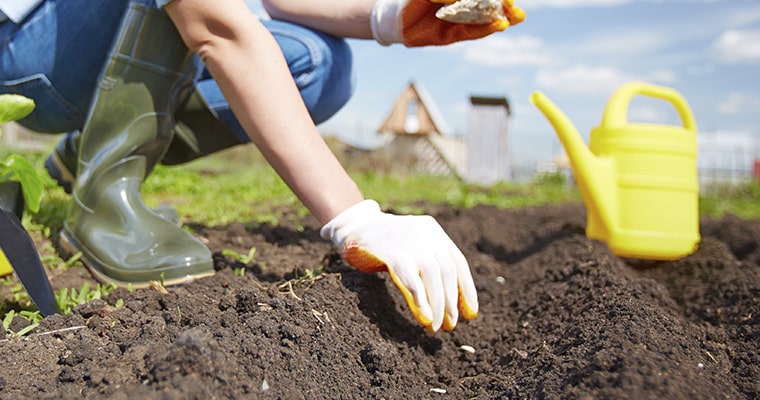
[469,96,511,116]
[377,82,451,136]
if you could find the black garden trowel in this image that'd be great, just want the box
[0,181,60,316]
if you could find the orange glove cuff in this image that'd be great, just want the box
[343,241,389,274]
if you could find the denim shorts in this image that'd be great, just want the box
[0,0,355,137]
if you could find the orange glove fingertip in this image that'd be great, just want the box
[441,314,457,332]
[458,291,479,320]
[489,18,510,32]
[387,269,434,328]
[505,6,526,25]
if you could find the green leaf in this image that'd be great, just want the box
[0,94,35,125]
[222,247,257,264]
[0,155,43,213]
[13,322,40,337]
[2,310,15,330]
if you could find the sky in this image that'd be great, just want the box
[249,0,760,166]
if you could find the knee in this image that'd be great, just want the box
[308,34,355,124]
[265,20,355,124]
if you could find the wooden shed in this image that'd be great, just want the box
[377,82,464,177]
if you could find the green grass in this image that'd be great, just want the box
[352,169,581,215]
[5,144,760,230]
[141,145,583,223]
[5,144,760,229]
[699,182,760,219]
[144,157,303,226]
[143,148,760,222]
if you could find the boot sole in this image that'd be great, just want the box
[59,228,215,289]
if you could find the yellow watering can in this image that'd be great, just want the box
[531,82,701,260]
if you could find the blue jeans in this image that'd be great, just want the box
[0,0,355,143]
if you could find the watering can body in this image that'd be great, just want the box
[532,82,701,260]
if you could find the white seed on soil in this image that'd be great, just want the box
[459,345,476,353]
[430,388,447,394]
[495,276,506,284]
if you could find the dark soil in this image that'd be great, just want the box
[0,202,758,399]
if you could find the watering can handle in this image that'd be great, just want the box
[601,82,697,132]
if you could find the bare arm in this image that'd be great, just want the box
[164,0,364,224]
[261,0,375,39]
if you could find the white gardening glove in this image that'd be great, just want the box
[321,200,478,332]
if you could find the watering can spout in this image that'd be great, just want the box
[530,92,596,173]
[530,91,616,236]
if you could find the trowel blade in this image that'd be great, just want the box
[0,208,60,316]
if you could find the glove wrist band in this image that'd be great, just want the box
[370,0,404,46]
[320,199,382,246]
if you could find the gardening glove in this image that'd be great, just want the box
[321,200,478,332]
[371,0,526,47]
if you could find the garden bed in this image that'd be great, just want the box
[0,202,758,399]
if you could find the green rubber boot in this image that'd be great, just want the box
[61,3,214,287]
[163,86,247,165]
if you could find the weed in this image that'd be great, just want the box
[222,247,257,264]
[276,265,326,300]
[298,266,324,283]
[2,278,119,335]
[9,282,33,309]
[55,282,118,315]
[2,309,42,337]
[63,252,84,269]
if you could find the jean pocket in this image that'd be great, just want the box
[0,73,84,133]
